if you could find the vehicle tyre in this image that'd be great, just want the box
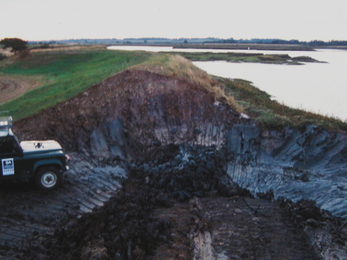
[35,167,62,190]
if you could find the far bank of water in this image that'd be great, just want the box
[108,46,347,121]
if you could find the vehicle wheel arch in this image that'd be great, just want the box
[33,159,64,174]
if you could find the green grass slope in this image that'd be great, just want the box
[0,49,150,120]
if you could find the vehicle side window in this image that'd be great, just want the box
[0,137,20,155]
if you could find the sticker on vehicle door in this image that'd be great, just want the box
[2,158,14,176]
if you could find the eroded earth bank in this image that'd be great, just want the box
[1,70,347,259]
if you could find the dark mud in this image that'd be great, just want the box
[1,70,347,259]
[4,145,236,259]
[1,145,323,260]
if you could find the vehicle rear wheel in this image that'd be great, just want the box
[35,167,62,190]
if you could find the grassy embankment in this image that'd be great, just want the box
[0,48,151,120]
[0,48,240,120]
[130,52,346,131]
[0,47,346,132]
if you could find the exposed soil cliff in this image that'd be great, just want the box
[14,69,243,157]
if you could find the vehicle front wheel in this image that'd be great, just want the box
[35,167,62,190]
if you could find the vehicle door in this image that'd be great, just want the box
[0,136,26,179]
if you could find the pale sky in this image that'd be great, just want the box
[1,0,346,41]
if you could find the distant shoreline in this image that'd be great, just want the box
[107,43,347,51]
[173,43,315,51]
[173,43,347,51]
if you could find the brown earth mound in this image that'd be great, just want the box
[14,70,242,159]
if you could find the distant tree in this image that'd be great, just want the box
[0,38,27,54]
[308,40,326,46]
[289,39,299,44]
[40,43,50,49]
[329,40,347,46]
[184,40,188,44]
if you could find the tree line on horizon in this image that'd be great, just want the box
[28,37,347,46]
[203,38,347,46]
[2,37,347,48]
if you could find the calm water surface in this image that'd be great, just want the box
[108,46,347,120]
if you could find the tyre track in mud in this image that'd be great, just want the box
[151,196,322,260]
[191,196,320,260]
[0,153,125,252]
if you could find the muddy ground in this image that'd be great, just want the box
[1,144,330,260]
[1,70,347,259]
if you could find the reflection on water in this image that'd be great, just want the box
[108,46,347,120]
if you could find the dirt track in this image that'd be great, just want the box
[0,75,43,104]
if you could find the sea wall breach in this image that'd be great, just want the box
[14,70,347,219]
[9,69,347,259]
